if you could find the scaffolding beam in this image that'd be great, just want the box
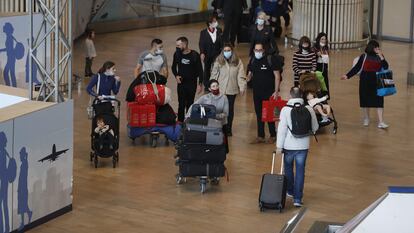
[29,0,72,102]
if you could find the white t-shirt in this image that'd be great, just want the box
[138,50,168,73]
[208,29,217,43]
[85,38,96,58]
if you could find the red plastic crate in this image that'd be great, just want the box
[127,102,156,127]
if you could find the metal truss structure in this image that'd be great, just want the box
[29,0,72,102]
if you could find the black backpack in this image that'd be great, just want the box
[287,103,314,138]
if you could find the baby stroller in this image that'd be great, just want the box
[299,73,338,134]
[90,97,120,168]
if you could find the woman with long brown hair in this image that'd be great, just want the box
[210,44,247,136]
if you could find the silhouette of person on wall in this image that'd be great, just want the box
[0,131,17,233]
[18,147,32,231]
[25,38,39,85]
[0,22,24,87]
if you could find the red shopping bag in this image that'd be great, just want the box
[133,84,166,105]
[262,96,288,122]
[127,102,156,127]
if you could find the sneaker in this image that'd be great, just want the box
[363,118,370,126]
[250,137,265,144]
[378,122,389,129]
[266,137,276,144]
[286,193,293,199]
[293,201,303,207]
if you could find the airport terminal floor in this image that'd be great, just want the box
[32,22,414,232]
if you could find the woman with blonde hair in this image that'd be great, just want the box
[210,43,247,136]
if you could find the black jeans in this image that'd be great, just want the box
[253,94,276,138]
[223,11,242,45]
[226,94,237,133]
[177,83,197,122]
[85,57,94,76]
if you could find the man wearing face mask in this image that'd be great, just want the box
[292,36,316,87]
[172,37,203,122]
[134,38,168,78]
[247,43,282,144]
[199,15,223,92]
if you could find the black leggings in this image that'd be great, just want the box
[226,94,237,133]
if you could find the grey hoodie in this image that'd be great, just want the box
[186,93,229,125]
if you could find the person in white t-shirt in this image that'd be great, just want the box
[84,30,96,77]
[134,38,168,78]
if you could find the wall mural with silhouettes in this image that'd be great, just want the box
[0,100,73,232]
[0,14,48,88]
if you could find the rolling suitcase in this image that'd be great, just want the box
[258,151,287,212]
[177,143,227,162]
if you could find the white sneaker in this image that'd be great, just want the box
[378,122,389,129]
[363,118,370,126]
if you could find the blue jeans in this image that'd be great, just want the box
[283,149,308,203]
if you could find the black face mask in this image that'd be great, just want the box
[176,47,183,55]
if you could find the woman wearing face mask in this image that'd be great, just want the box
[186,79,230,154]
[292,36,317,87]
[249,11,278,57]
[199,15,223,92]
[210,44,247,136]
[87,61,121,100]
[313,32,330,96]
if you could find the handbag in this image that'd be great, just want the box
[190,104,217,119]
[262,96,288,122]
[87,74,100,119]
[376,68,396,97]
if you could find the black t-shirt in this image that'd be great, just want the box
[172,50,203,86]
[248,55,282,95]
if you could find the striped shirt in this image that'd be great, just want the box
[292,51,317,78]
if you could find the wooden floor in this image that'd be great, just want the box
[30,22,414,233]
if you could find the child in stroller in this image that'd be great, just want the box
[306,92,331,123]
[299,73,338,134]
[94,116,115,150]
[90,98,120,168]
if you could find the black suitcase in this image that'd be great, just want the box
[179,162,226,177]
[182,121,224,145]
[258,151,287,212]
[178,144,227,162]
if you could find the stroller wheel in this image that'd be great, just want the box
[333,128,338,134]
[112,157,117,168]
[94,155,98,168]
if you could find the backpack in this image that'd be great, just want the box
[287,103,313,138]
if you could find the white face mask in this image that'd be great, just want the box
[256,18,265,25]
[254,51,263,59]
[155,48,163,55]
[210,21,218,28]
[302,47,309,54]
[320,42,326,47]
[105,70,114,76]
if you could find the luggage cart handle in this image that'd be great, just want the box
[271,151,284,175]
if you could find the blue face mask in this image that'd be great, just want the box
[254,51,263,59]
[223,51,232,59]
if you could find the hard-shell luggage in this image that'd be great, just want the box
[259,151,287,212]
[177,143,227,162]
[185,118,222,128]
[179,162,226,177]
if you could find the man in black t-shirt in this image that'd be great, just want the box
[247,43,282,144]
[172,36,203,122]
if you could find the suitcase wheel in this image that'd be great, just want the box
[210,177,220,185]
[176,174,185,184]
[200,178,207,194]
[259,203,264,212]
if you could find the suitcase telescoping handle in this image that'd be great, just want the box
[271,151,284,175]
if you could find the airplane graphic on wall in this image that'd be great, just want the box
[38,144,69,163]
